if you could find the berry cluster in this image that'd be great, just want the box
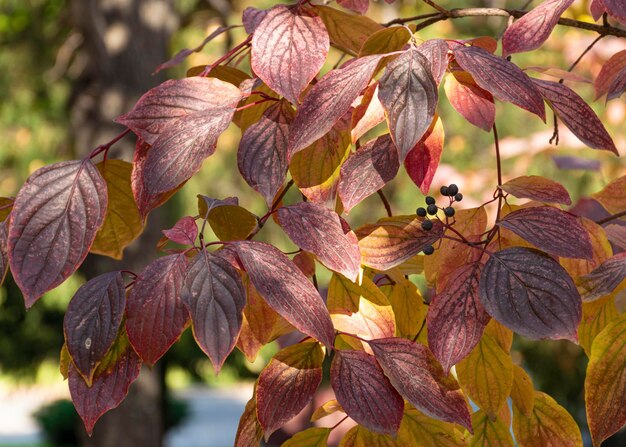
[415,184,463,255]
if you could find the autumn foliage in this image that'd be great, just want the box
[2,0,626,445]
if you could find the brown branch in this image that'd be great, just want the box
[377,189,393,217]
[596,210,626,225]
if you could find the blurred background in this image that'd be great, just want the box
[0,0,624,446]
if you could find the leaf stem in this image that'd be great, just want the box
[246,179,295,240]
[377,189,393,217]
[88,128,132,160]
[596,210,626,225]
[199,35,252,77]
[330,415,349,431]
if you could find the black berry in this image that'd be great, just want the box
[427,204,438,215]
[423,245,435,255]
[416,207,427,217]
[454,193,463,202]
[447,184,459,196]
[440,185,449,196]
[444,207,455,217]
[421,219,433,231]
[425,196,436,205]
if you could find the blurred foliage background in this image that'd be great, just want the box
[0,0,625,445]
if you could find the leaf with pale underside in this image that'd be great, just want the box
[181,250,245,373]
[500,175,571,205]
[351,83,386,143]
[331,349,404,435]
[368,338,472,431]
[338,134,399,213]
[378,47,438,161]
[8,159,107,308]
[532,79,617,154]
[257,341,324,440]
[452,45,545,120]
[357,215,444,271]
[233,241,335,347]
[64,271,125,384]
[338,0,369,15]
[578,253,626,302]
[404,115,444,194]
[289,54,384,157]
[278,201,361,281]
[427,263,490,374]
[444,71,495,132]
[498,207,593,259]
[238,100,294,206]
[502,0,575,57]
[126,253,189,365]
[91,160,144,260]
[456,334,514,417]
[479,247,581,341]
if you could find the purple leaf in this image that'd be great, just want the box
[502,0,575,57]
[378,47,438,161]
[552,155,601,171]
[368,337,472,431]
[331,349,404,434]
[578,253,626,302]
[479,247,581,341]
[498,206,594,259]
[181,250,245,373]
[251,4,329,105]
[595,50,626,100]
[444,71,495,132]
[452,45,546,121]
[126,254,189,365]
[278,202,361,281]
[337,0,369,14]
[427,263,490,374]
[338,134,399,213]
[237,100,294,206]
[232,241,335,347]
[500,175,572,205]
[607,66,626,101]
[0,221,8,287]
[64,271,126,383]
[162,216,198,246]
[242,7,269,34]
[532,79,617,154]
[603,0,626,20]
[8,160,107,307]
[288,55,384,157]
[416,39,449,85]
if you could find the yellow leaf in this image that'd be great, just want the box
[0,197,13,222]
[513,391,582,447]
[388,277,427,340]
[340,425,399,447]
[234,83,279,132]
[579,294,619,356]
[457,334,514,417]
[311,399,344,422]
[394,255,425,276]
[560,217,612,280]
[91,160,144,260]
[60,343,70,380]
[585,314,626,446]
[208,205,257,241]
[314,5,383,56]
[510,365,534,417]
[282,427,331,447]
[483,319,513,352]
[290,118,351,206]
[360,26,412,56]
[397,404,468,447]
[593,175,626,215]
[469,410,514,447]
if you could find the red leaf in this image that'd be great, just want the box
[452,45,546,120]
[502,0,575,57]
[257,341,324,440]
[238,100,294,206]
[416,39,449,85]
[351,83,386,143]
[498,206,594,259]
[234,397,263,447]
[64,272,126,382]
[7,160,107,307]
[607,66,626,101]
[242,7,269,34]
[69,344,141,435]
[427,263,490,374]
[0,221,8,287]
[126,254,189,365]
[500,175,572,205]
[590,0,606,20]
[117,77,241,145]
[479,247,581,341]
[162,216,198,246]
[181,250,245,373]
[338,134,399,213]
[378,47,438,161]
[596,50,626,100]
[251,4,329,104]
[288,54,384,157]
[331,349,404,434]
[404,116,444,194]
[578,253,626,302]
[277,202,361,281]
[444,71,495,132]
[368,338,472,431]
[532,79,617,154]
[337,0,369,14]
[232,241,335,347]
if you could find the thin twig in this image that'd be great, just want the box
[377,189,393,217]
[88,128,132,159]
[596,210,626,225]
[422,0,449,15]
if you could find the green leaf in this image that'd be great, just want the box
[281,427,331,447]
